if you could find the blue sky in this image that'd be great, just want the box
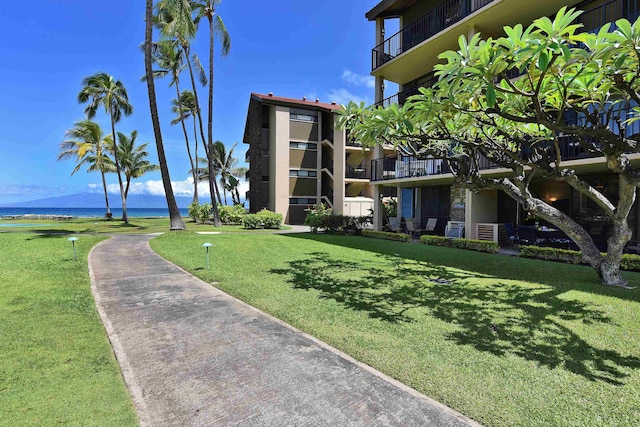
[0,0,392,205]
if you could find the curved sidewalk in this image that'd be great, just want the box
[89,234,479,427]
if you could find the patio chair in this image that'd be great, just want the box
[425,218,438,233]
[445,224,464,239]
[388,217,402,233]
[405,218,422,239]
[504,223,518,246]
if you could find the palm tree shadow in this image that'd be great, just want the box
[270,251,640,385]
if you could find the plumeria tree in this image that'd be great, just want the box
[340,8,640,288]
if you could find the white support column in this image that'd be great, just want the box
[372,16,386,231]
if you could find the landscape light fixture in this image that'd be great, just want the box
[202,242,213,270]
[68,237,79,261]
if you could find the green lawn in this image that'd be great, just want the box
[0,234,137,426]
[151,232,640,427]
[0,217,289,235]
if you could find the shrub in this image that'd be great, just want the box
[188,201,201,223]
[219,204,246,224]
[304,203,333,233]
[420,235,498,254]
[519,246,640,271]
[242,209,283,229]
[362,230,411,242]
[420,235,450,247]
[451,239,499,253]
[199,203,212,223]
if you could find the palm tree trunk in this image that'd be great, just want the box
[207,10,221,226]
[192,117,198,203]
[100,169,112,218]
[182,42,219,216]
[174,84,198,204]
[109,119,129,223]
[145,0,185,230]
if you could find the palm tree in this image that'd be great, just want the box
[230,166,248,205]
[145,0,186,230]
[212,141,237,205]
[112,131,160,199]
[193,0,230,225]
[155,0,222,225]
[78,72,133,223]
[171,90,199,202]
[58,120,115,218]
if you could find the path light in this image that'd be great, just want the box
[202,242,213,270]
[68,237,79,261]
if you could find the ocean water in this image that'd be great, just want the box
[0,207,189,218]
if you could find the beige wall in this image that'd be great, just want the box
[290,177,317,196]
[290,121,318,141]
[333,124,346,214]
[466,189,498,239]
[269,105,290,222]
[290,149,317,169]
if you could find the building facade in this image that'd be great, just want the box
[365,0,640,246]
[243,93,383,224]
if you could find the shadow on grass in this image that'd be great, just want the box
[271,250,640,385]
[281,233,640,302]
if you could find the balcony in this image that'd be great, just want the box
[376,75,437,107]
[345,165,370,180]
[578,0,640,34]
[372,0,495,70]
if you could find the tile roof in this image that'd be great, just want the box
[251,92,342,111]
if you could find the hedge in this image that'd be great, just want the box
[242,209,283,229]
[361,230,411,242]
[519,245,640,271]
[419,235,499,253]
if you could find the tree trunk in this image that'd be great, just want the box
[206,12,221,226]
[109,119,128,224]
[100,169,111,218]
[208,141,221,226]
[192,116,199,203]
[144,0,185,230]
[174,84,198,204]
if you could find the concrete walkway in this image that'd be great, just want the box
[89,234,479,427]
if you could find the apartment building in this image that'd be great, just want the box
[365,0,640,245]
[243,93,383,224]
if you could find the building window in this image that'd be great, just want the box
[290,108,318,123]
[289,142,317,150]
[261,149,269,155]
[289,169,317,178]
[261,176,269,182]
[401,187,415,219]
[289,198,317,205]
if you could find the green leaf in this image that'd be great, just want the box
[486,85,496,107]
[538,51,549,71]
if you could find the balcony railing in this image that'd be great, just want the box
[345,165,370,179]
[372,0,495,70]
[579,0,640,34]
[376,75,438,107]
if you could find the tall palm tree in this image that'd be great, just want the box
[78,72,133,223]
[58,120,115,217]
[155,0,222,224]
[171,90,199,202]
[145,0,185,230]
[193,0,230,225]
[147,40,198,204]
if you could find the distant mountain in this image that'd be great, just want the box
[1,193,203,209]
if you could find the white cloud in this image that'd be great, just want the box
[325,88,370,106]
[341,70,375,89]
[93,176,249,200]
